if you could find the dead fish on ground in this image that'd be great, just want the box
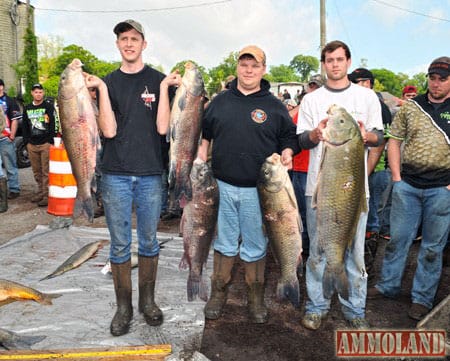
[57,58,99,222]
[102,251,138,275]
[257,153,303,308]
[314,104,367,300]
[0,279,61,306]
[0,328,46,350]
[179,159,219,301]
[40,239,109,281]
[168,62,205,208]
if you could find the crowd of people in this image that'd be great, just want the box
[0,19,448,335]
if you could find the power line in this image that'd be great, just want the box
[33,0,231,13]
[372,0,450,23]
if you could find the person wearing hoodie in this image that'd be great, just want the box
[196,45,299,324]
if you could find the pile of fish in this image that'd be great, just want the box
[257,153,303,308]
[57,58,99,222]
[179,159,219,302]
[313,104,367,300]
[168,61,205,209]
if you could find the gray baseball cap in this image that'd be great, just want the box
[113,19,145,39]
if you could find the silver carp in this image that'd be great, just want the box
[179,159,219,301]
[258,153,303,308]
[57,58,98,222]
[0,328,46,350]
[168,62,205,208]
[40,239,109,281]
[314,104,367,300]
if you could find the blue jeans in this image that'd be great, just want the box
[376,181,450,309]
[0,138,20,193]
[304,196,368,320]
[367,170,390,232]
[214,180,268,262]
[378,169,393,236]
[101,174,162,264]
[291,171,309,253]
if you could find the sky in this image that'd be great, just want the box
[29,0,450,77]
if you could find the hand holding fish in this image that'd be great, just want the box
[310,118,328,143]
[161,70,182,89]
[280,148,294,169]
[357,120,368,144]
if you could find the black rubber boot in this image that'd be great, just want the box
[138,255,163,326]
[245,258,268,324]
[204,252,235,320]
[110,260,133,336]
[0,177,7,213]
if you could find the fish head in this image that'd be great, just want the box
[324,104,361,146]
[190,158,214,188]
[182,62,205,97]
[58,58,85,100]
[258,153,288,193]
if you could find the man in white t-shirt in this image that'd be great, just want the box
[297,40,383,330]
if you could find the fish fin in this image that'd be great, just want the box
[39,274,55,282]
[177,88,187,111]
[179,254,189,271]
[296,254,304,278]
[323,265,349,300]
[4,334,47,350]
[40,293,62,305]
[79,197,95,223]
[187,271,208,302]
[276,276,300,308]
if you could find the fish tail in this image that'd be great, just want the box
[74,196,95,223]
[323,265,349,300]
[39,274,54,282]
[14,334,47,349]
[187,273,202,302]
[40,292,62,305]
[276,276,300,308]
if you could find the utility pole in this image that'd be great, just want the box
[320,0,326,77]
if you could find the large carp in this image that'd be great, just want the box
[168,62,205,208]
[179,159,219,302]
[257,153,303,308]
[0,279,61,307]
[57,58,98,222]
[314,104,367,300]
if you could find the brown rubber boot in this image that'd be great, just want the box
[204,252,235,320]
[110,260,133,336]
[245,258,268,324]
[0,177,7,213]
[138,255,163,326]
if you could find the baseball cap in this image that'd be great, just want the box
[238,45,266,64]
[427,56,450,77]
[308,74,324,87]
[402,85,417,95]
[0,79,4,86]
[348,68,374,83]
[113,19,145,39]
[31,83,43,90]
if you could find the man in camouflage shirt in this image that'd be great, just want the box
[368,57,450,321]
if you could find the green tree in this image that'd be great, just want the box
[290,54,319,81]
[38,35,64,81]
[207,52,238,95]
[371,68,403,97]
[411,72,427,94]
[52,45,99,77]
[14,13,38,103]
[265,64,300,82]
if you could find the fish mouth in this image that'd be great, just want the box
[324,138,351,147]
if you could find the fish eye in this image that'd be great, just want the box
[340,118,345,124]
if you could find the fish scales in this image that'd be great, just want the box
[179,159,219,302]
[168,62,205,208]
[258,153,303,308]
[314,104,367,300]
[57,58,98,222]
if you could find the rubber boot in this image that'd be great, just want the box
[138,255,163,326]
[245,258,268,324]
[204,252,235,320]
[110,260,133,336]
[0,177,7,213]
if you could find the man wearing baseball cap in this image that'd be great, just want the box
[84,19,180,336]
[368,56,450,321]
[197,45,299,324]
[402,85,418,100]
